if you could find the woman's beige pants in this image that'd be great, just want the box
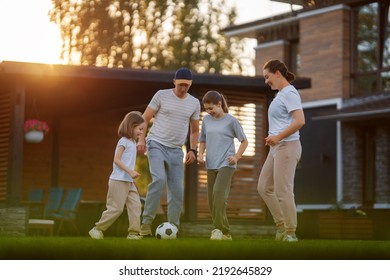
[257,140,302,234]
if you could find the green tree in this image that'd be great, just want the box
[49,0,244,74]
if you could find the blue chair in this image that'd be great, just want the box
[28,187,64,236]
[50,188,83,235]
[27,188,44,218]
[43,187,64,218]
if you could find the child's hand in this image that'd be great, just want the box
[129,170,141,179]
[227,156,238,165]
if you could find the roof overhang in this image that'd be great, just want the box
[0,61,312,118]
[312,95,390,122]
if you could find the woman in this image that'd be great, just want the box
[257,59,305,242]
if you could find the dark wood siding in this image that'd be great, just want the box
[0,90,11,201]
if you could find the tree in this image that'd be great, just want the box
[49,0,244,74]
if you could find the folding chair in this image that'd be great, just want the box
[50,188,83,235]
[27,188,44,218]
[28,187,64,236]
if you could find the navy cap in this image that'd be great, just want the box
[174,68,192,85]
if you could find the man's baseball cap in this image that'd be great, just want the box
[174,68,192,85]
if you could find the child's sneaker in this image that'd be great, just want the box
[283,234,298,242]
[210,229,223,240]
[89,227,103,239]
[126,234,143,240]
[140,224,153,237]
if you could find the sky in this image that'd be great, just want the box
[0,0,299,65]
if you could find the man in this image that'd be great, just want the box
[137,67,200,237]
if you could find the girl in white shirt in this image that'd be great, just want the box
[89,111,145,240]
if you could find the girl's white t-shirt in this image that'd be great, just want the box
[268,85,302,142]
[109,137,136,182]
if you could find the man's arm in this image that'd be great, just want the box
[137,106,156,154]
[185,118,199,164]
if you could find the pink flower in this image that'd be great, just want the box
[24,119,49,134]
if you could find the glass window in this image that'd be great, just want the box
[352,2,390,96]
[383,7,390,68]
[356,3,379,72]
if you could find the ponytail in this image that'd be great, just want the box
[263,59,295,83]
[202,91,229,113]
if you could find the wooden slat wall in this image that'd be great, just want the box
[0,91,11,202]
[196,91,268,221]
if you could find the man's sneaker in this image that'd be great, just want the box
[222,234,233,241]
[210,229,223,240]
[126,234,143,240]
[89,227,103,239]
[140,224,153,237]
[283,234,298,242]
[275,229,286,241]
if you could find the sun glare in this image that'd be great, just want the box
[0,0,62,64]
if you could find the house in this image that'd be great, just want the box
[223,0,390,239]
[0,60,311,234]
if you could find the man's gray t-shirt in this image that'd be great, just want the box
[147,88,200,148]
[199,114,246,170]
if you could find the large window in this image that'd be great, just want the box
[352,1,390,96]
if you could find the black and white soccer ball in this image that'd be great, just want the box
[155,222,178,240]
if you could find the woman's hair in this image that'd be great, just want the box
[263,59,295,83]
[117,111,144,139]
[202,91,229,113]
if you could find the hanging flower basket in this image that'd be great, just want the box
[24,119,49,143]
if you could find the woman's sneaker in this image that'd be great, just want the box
[283,234,298,242]
[210,229,223,240]
[275,229,287,241]
[89,227,104,239]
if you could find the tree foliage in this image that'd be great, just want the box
[49,0,244,74]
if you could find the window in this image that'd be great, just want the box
[352,1,390,96]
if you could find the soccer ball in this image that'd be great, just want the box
[155,222,178,240]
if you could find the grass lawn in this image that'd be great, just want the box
[1,237,390,260]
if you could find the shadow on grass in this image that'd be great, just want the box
[1,237,390,260]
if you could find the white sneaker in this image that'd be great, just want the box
[275,229,286,241]
[283,234,298,242]
[210,229,223,240]
[89,227,104,239]
[126,234,143,240]
[222,234,233,241]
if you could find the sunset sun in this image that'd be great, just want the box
[0,0,62,64]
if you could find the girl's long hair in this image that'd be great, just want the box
[202,91,229,113]
[263,59,295,83]
[118,111,144,139]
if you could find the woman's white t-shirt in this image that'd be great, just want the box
[268,85,302,142]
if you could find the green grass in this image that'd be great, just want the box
[1,237,390,260]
